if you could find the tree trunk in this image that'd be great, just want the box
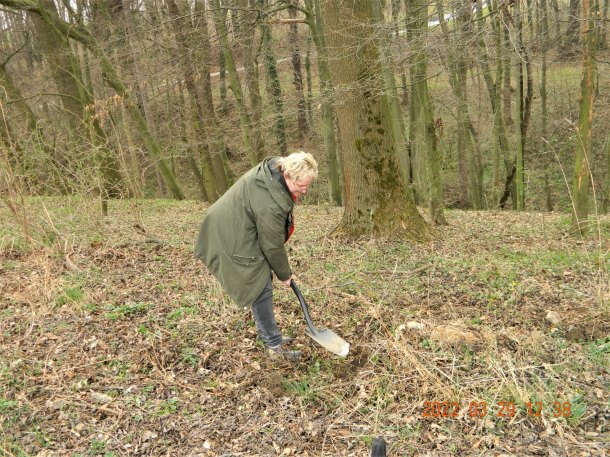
[549,0,563,49]
[166,0,231,199]
[515,0,525,211]
[288,0,309,138]
[499,0,533,210]
[571,0,596,233]
[371,0,410,188]
[29,0,84,134]
[32,0,124,201]
[321,0,432,239]
[176,79,208,201]
[502,22,513,127]
[540,0,552,211]
[391,0,408,105]
[0,63,40,136]
[198,0,234,187]
[238,0,267,160]
[304,0,342,205]
[210,0,261,165]
[599,0,609,49]
[219,47,228,114]
[436,0,482,209]
[408,0,445,223]
[563,0,581,59]
[484,0,510,206]
[0,61,44,174]
[259,8,287,155]
[305,33,314,129]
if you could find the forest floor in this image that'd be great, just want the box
[1,198,609,456]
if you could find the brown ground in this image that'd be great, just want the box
[1,200,608,456]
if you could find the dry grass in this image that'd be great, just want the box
[0,198,608,456]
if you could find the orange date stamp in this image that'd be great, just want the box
[421,400,573,419]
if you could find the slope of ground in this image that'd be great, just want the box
[1,199,608,456]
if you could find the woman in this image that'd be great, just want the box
[194,151,318,361]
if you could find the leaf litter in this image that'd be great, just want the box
[0,200,608,456]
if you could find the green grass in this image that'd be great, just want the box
[104,302,150,320]
[282,361,324,405]
[181,348,199,367]
[155,398,180,416]
[56,286,85,307]
[166,305,199,327]
[283,377,317,404]
[587,337,610,369]
[0,397,20,416]
[567,394,588,426]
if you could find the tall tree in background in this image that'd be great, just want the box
[29,0,83,134]
[0,48,44,157]
[436,0,482,209]
[477,0,510,206]
[500,0,533,211]
[514,0,526,211]
[302,0,342,205]
[371,0,410,189]
[83,0,183,199]
[391,0,409,105]
[259,1,288,155]
[30,0,124,206]
[288,0,309,139]
[563,0,582,58]
[237,0,267,159]
[539,0,554,211]
[407,0,445,224]
[549,0,563,49]
[210,0,263,165]
[320,0,432,239]
[571,0,597,233]
[166,0,231,200]
[101,0,169,197]
[600,0,609,49]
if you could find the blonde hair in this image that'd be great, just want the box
[276,151,319,181]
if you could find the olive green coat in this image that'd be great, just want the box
[194,157,294,308]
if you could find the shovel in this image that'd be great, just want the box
[290,280,350,357]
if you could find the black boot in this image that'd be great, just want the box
[267,343,301,362]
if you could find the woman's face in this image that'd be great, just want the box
[284,174,314,198]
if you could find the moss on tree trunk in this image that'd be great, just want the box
[321,0,433,240]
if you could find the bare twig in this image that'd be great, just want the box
[363,263,433,276]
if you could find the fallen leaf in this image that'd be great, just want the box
[545,311,561,326]
[90,392,112,404]
[142,430,158,441]
[407,321,425,330]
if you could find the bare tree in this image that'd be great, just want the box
[287,0,309,139]
[571,0,597,233]
[320,0,432,239]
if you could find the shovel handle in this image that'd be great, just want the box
[290,280,318,334]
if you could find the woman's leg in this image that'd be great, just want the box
[251,276,301,361]
[251,276,282,347]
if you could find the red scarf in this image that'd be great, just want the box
[286,194,296,242]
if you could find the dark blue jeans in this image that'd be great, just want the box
[251,275,282,347]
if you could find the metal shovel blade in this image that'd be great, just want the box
[291,280,350,357]
[305,327,350,357]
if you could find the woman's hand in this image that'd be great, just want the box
[283,275,296,287]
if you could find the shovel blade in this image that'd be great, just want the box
[305,327,350,357]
